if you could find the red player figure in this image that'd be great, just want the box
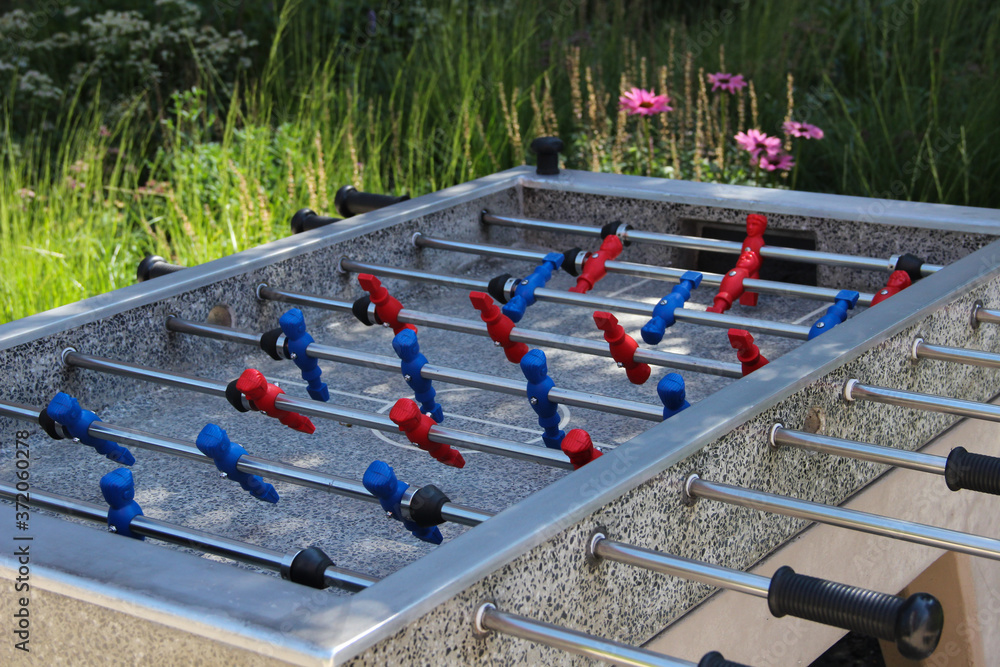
[593,311,651,385]
[569,235,623,293]
[707,249,762,314]
[739,214,768,306]
[357,273,417,334]
[561,429,602,469]
[235,369,316,434]
[469,291,529,363]
[870,270,912,306]
[389,398,465,468]
[728,329,768,376]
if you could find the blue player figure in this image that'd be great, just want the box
[362,461,442,544]
[279,308,329,401]
[46,392,136,465]
[100,468,144,540]
[808,290,860,339]
[392,329,444,423]
[502,252,564,323]
[641,271,703,345]
[657,373,691,420]
[196,424,279,503]
[520,349,565,449]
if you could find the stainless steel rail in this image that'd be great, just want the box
[911,338,1000,370]
[165,317,666,422]
[340,258,813,340]
[0,483,376,591]
[256,285,744,378]
[590,535,770,597]
[769,424,945,476]
[412,232,876,306]
[481,212,943,276]
[60,351,573,469]
[473,603,697,667]
[685,475,1000,561]
[0,400,493,527]
[844,379,1000,423]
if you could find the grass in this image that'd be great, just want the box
[1,0,998,323]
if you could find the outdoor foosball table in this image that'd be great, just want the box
[3,143,1000,666]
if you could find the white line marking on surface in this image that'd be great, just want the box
[606,278,651,298]
[793,303,830,325]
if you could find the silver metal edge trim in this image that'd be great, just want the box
[518,169,1000,234]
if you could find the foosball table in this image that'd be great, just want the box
[3,142,1000,666]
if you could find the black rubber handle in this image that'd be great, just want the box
[136,255,185,282]
[529,136,564,175]
[945,446,1000,495]
[767,566,942,660]
[290,208,342,234]
[335,185,409,218]
[698,651,750,667]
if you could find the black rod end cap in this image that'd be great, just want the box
[530,137,564,175]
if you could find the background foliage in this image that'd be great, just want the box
[1,0,998,322]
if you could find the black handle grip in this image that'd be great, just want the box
[529,136,564,175]
[945,446,1000,495]
[767,566,942,660]
[335,185,409,218]
[698,651,750,667]
[290,208,342,234]
[136,255,185,282]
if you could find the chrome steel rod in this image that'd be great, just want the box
[482,212,942,275]
[686,476,1000,562]
[975,306,1000,326]
[475,604,695,667]
[62,352,572,468]
[844,379,1000,423]
[912,338,1000,370]
[414,233,875,306]
[1,398,494,522]
[166,317,665,422]
[592,535,770,598]
[256,286,744,378]
[340,258,812,340]
[770,424,945,476]
[0,483,376,591]
[64,349,229,395]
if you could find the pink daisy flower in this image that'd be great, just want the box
[782,121,824,139]
[707,72,747,94]
[618,87,673,116]
[758,151,796,172]
[734,129,782,157]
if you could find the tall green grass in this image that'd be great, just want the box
[1,0,998,323]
